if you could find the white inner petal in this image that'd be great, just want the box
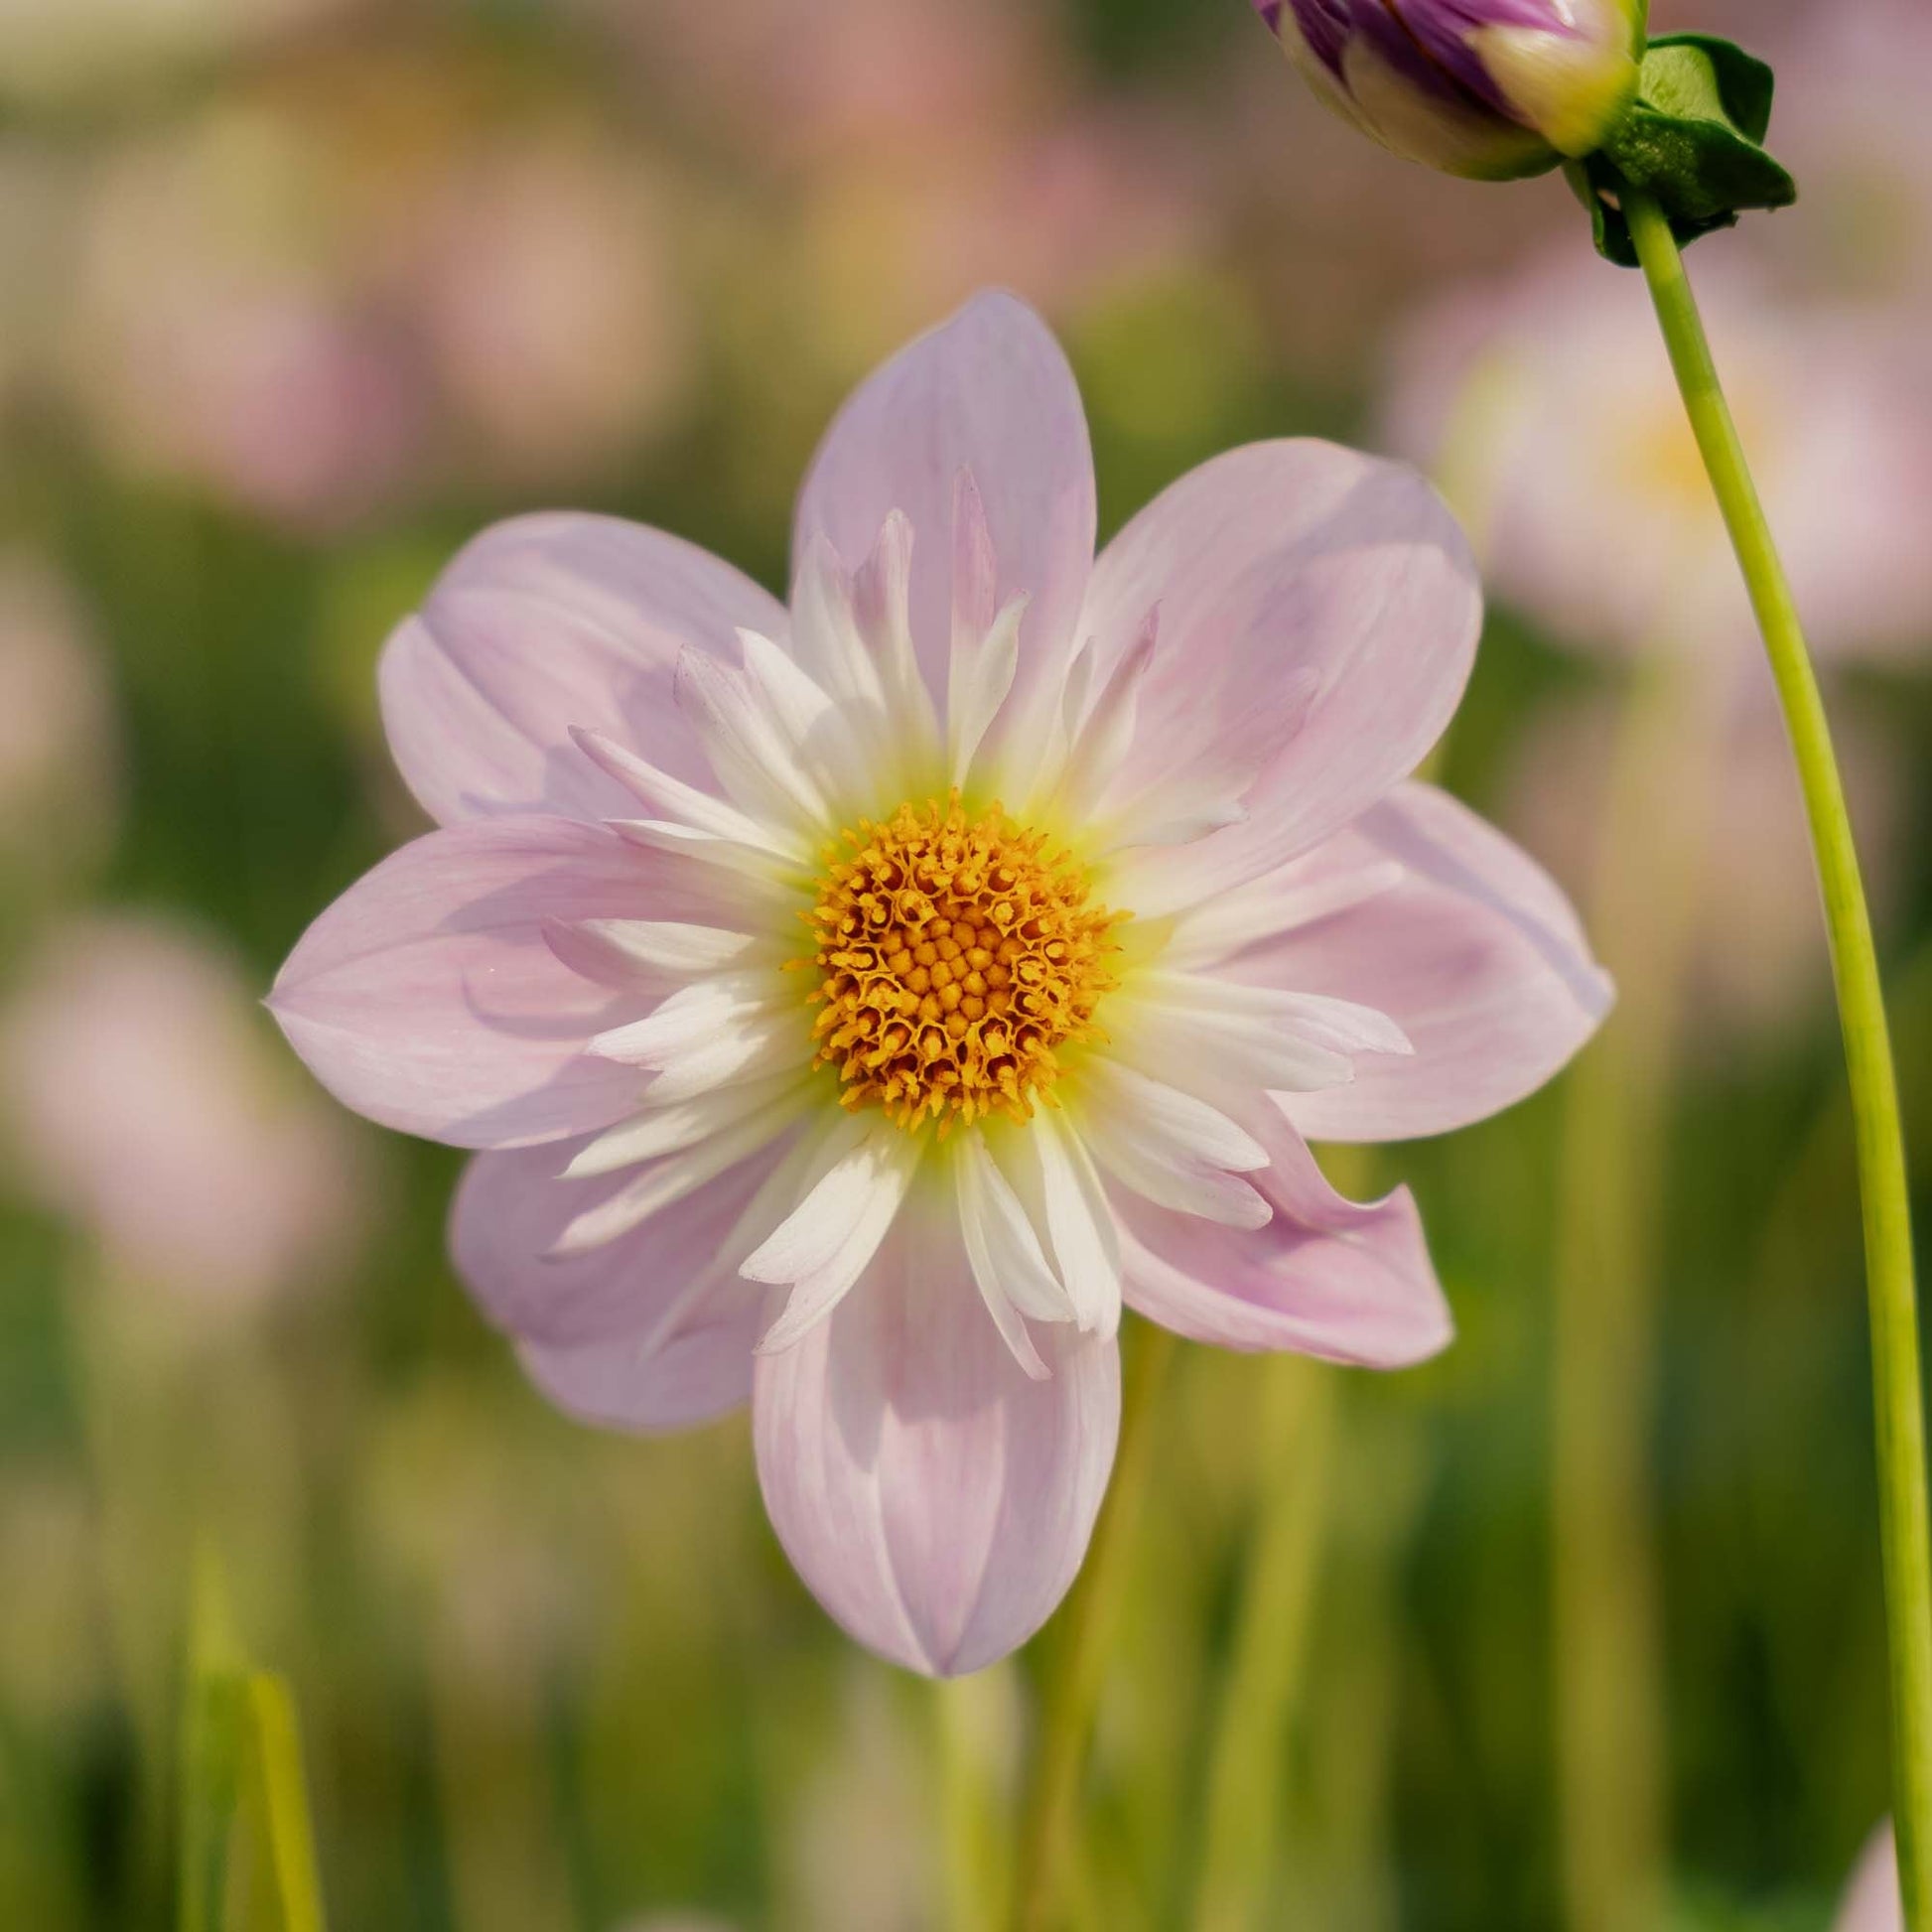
[1105,965,1415,1098]
[1044,620,1156,828]
[544,917,773,989]
[674,647,835,834]
[746,1118,925,1351]
[550,1106,787,1257]
[996,1109,1121,1338]
[955,1131,1077,1319]
[590,969,811,1104]
[947,591,1027,791]
[608,816,808,895]
[571,726,809,864]
[1160,857,1407,973]
[563,1069,815,1178]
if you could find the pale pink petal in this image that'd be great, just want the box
[269,817,677,1149]
[752,1205,1119,1677]
[451,1133,790,1347]
[379,511,786,826]
[1118,1107,1451,1365]
[519,1307,760,1436]
[792,291,1095,720]
[1835,1825,1900,1932]
[1089,443,1480,915]
[1235,783,1611,1143]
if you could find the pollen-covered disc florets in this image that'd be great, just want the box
[796,797,1122,1131]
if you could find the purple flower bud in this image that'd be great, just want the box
[1254,0,1644,181]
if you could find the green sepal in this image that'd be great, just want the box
[1645,33,1774,143]
[1570,33,1797,267]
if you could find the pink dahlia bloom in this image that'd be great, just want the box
[271,292,1609,1675]
[1835,1824,1899,1932]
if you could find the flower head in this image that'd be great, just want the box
[1254,0,1643,181]
[271,292,1608,1674]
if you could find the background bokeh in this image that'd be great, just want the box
[2,1,1929,1927]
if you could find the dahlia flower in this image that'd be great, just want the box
[271,292,1608,1675]
[1252,0,1643,183]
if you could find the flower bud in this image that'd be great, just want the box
[1255,0,1644,182]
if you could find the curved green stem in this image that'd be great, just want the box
[1009,1318,1177,1932]
[1623,185,1932,1926]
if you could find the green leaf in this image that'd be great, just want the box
[1573,33,1796,266]
[178,1555,248,1932]
[176,1549,328,1932]
[237,1674,327,1932]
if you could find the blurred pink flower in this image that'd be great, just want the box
[1768,0,1932,304]
[1836,1824,1899,1932]
[590,0,1056,168]
[781,105,1217,372]
[64,110,430,533]
[411,131,692,483]
[1383,249,1932,662]
[2,916,367,1311]
[1211,35,1569,389]
[1503,686,1907,1042]
[0,554,118,875]
[270,292,1607,1674]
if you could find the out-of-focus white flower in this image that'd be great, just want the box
[0,554,118,878]
[1383,249,1932,663]
[411,130,691,482]
[1,916,367,1311]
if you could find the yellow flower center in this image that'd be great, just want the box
[795,797,1122,1132]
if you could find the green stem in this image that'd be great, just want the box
[1552,643,1718,1932]
[935,1672,1010,1932]
[1190,1353,1336,1931]
[1010,1318,1178,1932]
[1623,185,1932,1926]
